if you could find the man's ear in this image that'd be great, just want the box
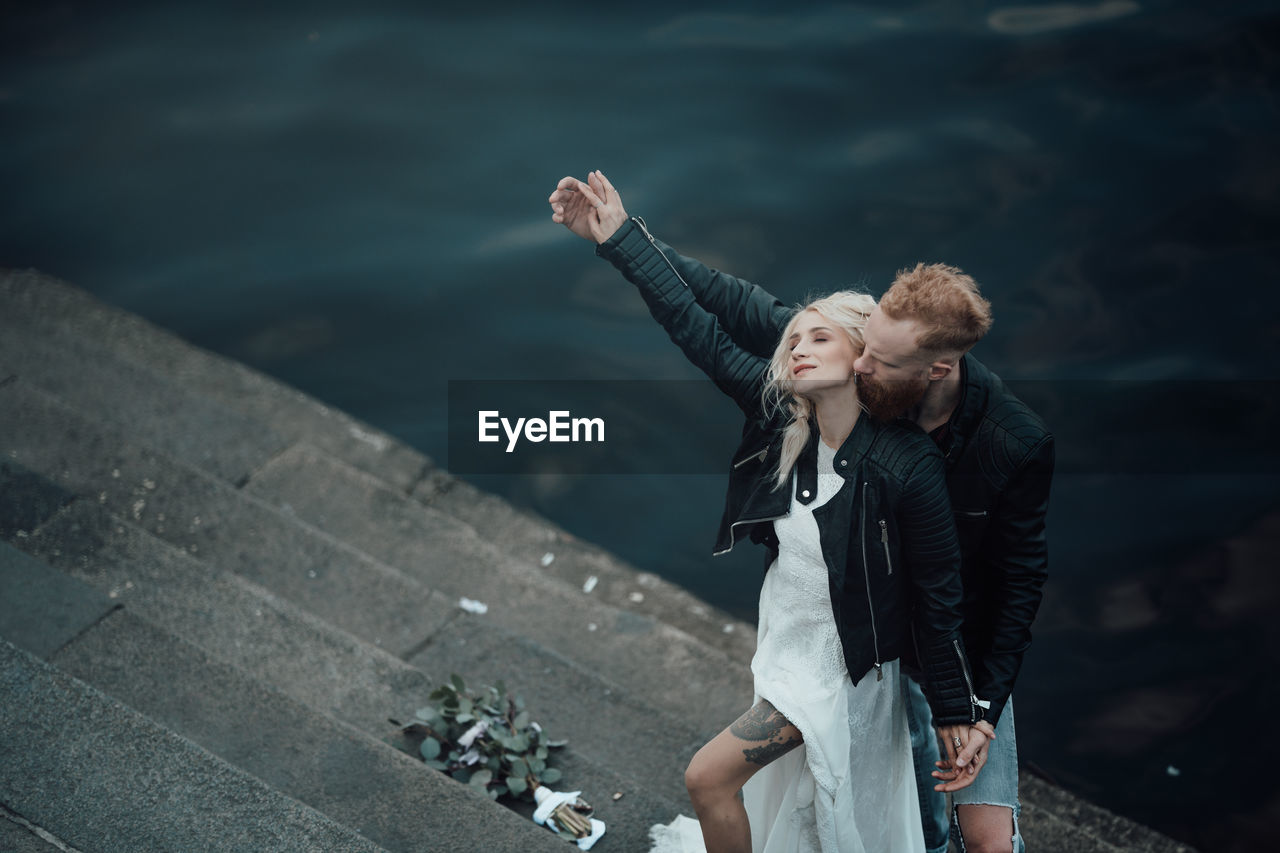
[926,355,960,381]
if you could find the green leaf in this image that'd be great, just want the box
[451,673,466,692]
[415,706,435,721]
[535,746,548,761]
[529,757,545,774]
[455,713,474,724]
[420,737,442,761]
[489,787,500,800]
[510,758,529,779]
[451,769,472,783]
[513,710,530,731]
[546,739,569,748]
[425,759,449,771]
[539,768,562,785]
[469,769,493,789]
[506,775,528,795]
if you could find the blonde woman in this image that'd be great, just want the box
[551,171,987,853]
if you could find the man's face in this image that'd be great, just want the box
[852,307,932,420]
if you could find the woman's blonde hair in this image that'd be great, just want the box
[760,290,877,490]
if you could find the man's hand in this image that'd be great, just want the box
[932,721,995,792]
[548,170,628,244]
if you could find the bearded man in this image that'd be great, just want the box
[550,171,1055,853]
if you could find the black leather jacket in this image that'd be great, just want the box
[615,219,1055,727]
[597,217,983,726]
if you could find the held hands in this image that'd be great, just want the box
[548,170,628,244]
[932,720,996,792]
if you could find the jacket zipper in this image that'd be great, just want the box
[861,481,883,681]
[952,638,982,723]
[879,519,891,576]
[955,509,989,518]
[714,512,788,556]
[732,447,768,469]
[632,216,692,290]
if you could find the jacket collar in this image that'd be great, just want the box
[946,354,993,465]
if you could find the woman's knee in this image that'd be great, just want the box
[685,744,736,805]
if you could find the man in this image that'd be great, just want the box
[550,171,1054,853]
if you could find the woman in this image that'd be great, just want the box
[550,171,986,853]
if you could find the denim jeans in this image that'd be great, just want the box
[904,678,1023,853]
[903,675,952,853]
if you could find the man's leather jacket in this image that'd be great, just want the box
[603,217,1054,727]
[597,217,984,726]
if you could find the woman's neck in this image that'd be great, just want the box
[810,389,862,450]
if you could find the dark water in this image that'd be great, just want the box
[4,2,1278,848]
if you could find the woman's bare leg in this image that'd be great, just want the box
[685,700,804,853]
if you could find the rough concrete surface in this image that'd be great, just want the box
[0,640,389,853]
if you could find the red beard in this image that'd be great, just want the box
[856,373,930,422]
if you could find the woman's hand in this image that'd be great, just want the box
[548,170,628,244]
[932,720,995,792]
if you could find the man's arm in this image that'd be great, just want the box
[549,170,793,356]
[973,434,1055,727]
[647,236,793,359]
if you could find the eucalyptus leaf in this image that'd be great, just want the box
[529,757,545,774]
[547,739,569,748]
[489,788,500,800]
[455,713,474,724]
[510,758,529,779]
[506,775,528,795]
[452,769,472,783]
[469,769,493,789]
[513,710,530,730]
[420,737,442,761]
[451,673,466,692]
[540,768,562,784]
[425,759,449,771]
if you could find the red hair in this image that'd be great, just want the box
[880,262,993,355]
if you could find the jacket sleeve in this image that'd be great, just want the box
[973,434,1055,727]
[897,448,983,725]
[648,234,795,358]
[596,217,769,418]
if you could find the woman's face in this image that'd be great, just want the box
[787,309,858,395]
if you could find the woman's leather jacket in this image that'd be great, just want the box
[597,217,983,726]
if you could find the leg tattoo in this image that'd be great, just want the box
[731,701,802,766]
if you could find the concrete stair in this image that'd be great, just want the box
[0,269,1196,852]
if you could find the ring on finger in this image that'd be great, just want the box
[952,736,962,749]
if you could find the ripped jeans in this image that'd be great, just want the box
[904,678,1023,853]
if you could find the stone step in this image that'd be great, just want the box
[0,378,754,734]
[245,443,754,732]
[0,639,389,853]
[1,269,428,491]
[1019,774,1194,853]
[1,377,456,655]
[46,604,567,853]
[12,490,697,830]
[2,269,757,663]
[0,306,291,486]
[0,810,64,853]
[413,472,760,663]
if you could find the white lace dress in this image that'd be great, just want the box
[650,440,925,853]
